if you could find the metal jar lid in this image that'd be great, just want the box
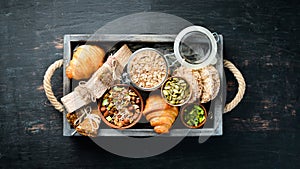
[174,26,218,69]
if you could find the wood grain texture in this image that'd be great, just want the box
[0,0,299,168]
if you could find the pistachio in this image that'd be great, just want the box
[178,80,185,84]
[173,89,179,93]
[162,77,191,105]
[164,85,171,90]
[163,90,169,96]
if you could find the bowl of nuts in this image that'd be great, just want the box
[180,103,207,128]
[97,84,144,129]
[161,76,192,106]
[127,48,168,91]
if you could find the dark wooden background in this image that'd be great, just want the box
[0,0,299,168]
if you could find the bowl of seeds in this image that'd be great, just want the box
[127,48,168,91]
[161,76,192,106]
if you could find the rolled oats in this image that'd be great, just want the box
[128,48,168,90]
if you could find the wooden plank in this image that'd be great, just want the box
[63,35,72,136]
[69,34,177,42]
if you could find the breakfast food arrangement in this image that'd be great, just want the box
[43,26,246,137]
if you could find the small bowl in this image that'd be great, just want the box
[180,103,207,128]
[161,76,192,106]
[97,84,144,129]
[127,48,169,91]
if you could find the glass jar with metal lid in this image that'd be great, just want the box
[174,26,218,69]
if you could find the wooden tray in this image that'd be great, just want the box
[63,34,225,136]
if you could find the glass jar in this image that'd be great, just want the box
[174,26,218,69]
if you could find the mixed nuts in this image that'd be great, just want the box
[99,85,142,128]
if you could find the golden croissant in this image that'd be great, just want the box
[66,45,105,80]
[143,95,178,134]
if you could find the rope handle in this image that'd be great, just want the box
[43,59,64,113]
[43,59,246,114]
[223,60,246,113]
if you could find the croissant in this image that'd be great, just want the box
[66,45,105,80]
[143,95,178,134]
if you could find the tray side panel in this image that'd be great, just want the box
[63,35,72,136]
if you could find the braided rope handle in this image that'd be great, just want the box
[43,59,64,113]
[223,60,246,113]
[43,59,246,114]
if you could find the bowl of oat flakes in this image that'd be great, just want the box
[127,48,169,91]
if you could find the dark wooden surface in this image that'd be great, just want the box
[0,0,299,168]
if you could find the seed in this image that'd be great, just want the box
[178,80,185,84]
[164,85,171,90]
[163,90,169,96]
[167,95,171,101]
[173,89,179,93]
[163,77,190,105]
